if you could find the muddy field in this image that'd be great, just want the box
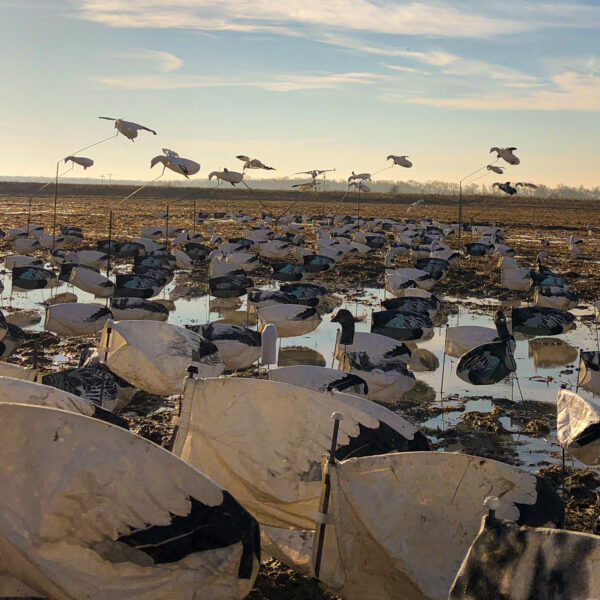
[1,186,599,598]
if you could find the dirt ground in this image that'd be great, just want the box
[1,185,599,598]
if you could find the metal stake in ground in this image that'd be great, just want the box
[313,411,344,580]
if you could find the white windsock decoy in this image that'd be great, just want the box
[349,181,371,192]
[236,155,275,170]
[490,146,520,165]
[348,171,371,182]
[64,156,94,170]
[208,168,244,186]
[98,117,157,140]
[0,403,260,599]
[295,169,335,179]
[150,148,200,179]
[487,164,504,174]
[516,182,538,189]
[387,155,412,168]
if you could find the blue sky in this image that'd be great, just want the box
[1,0,599,186]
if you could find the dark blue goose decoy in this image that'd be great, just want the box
[414,257,450,281]
[96,240,144,258]
[185,242,212,262]
[280,282,327,303]
[530,263,567,287]
[41,367,126,418]
[134,255,175,270]
[114,274,165,299]
[371,310,434,342]
[464,242,493,256]
[12,266,56,290]
[365,235,386,249]
[271,262,304,282]
[0,323,26,359]
[381,295,439,316]
[303,254,335,273]
[512,306,575,336]
[493,181,518,195]
[110,297,169,321]
[248,289,319,308]
[208,273,253,298]
[456,311,516,385]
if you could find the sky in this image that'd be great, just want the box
[1,0,599,187]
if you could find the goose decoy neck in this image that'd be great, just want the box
[494,310,511,341]
[332,309,355,345]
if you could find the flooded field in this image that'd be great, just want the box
[1,190,600,597]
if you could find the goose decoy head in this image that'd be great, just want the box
[494,310,511,341]
[332,309,355,346]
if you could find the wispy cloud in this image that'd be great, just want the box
[98,71,385,91]
[76,0,600,39]
[121,49,183,72]
[398,70,600,111]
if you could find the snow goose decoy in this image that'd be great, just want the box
[385,268,435,292]
[486,164,504,174]
[387,155,412,167]
[64,155,93,169]
[236,155,275,170]
[348,171,371,182]
[270,365,369,395]
[98,116,157,140]
[490,146,520,165]
[150,148,200,178]
[577,351,600,396]
[100,320,225,396]
[208,168,244,186]
[45,303,112,337]
[0,402,259,598]
[511,306,575,336]
[69,266,115,298]
[557,386,600,465]
[185,322,262,371]
[332,309,412,364]
[258,305,321,338]
[534,285,578,310]
[456,310,516,385]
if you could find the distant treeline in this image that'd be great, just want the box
[0,178,598,201]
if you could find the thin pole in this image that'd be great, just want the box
[106,210,113,279]
[52,161,59,251]
[26,197,32,235]
[458,181,463,241]
[165,204,170,251]
[313,412,343,580]
[192,199,196,235]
